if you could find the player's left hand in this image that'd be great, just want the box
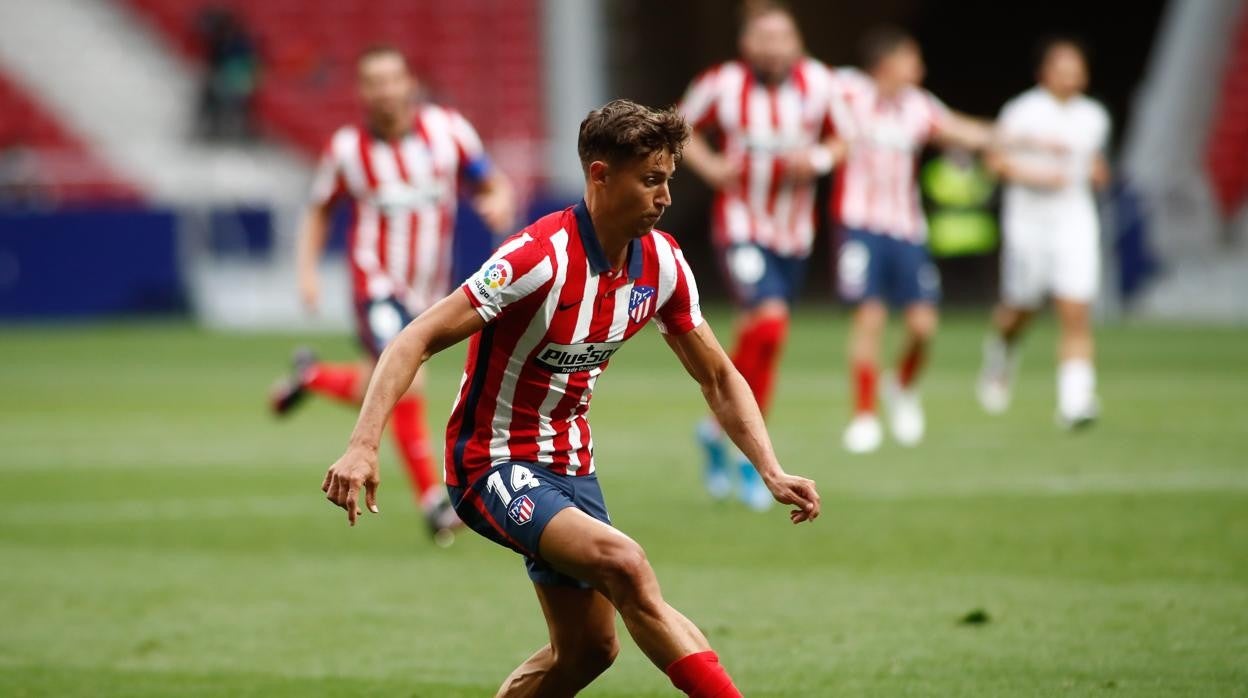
[322,445,381,526]
[763,472,821,524]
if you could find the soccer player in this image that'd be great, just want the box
[978,38,1111,428]
[679,1,845,507]
[321,100,820,697]
[270,46,514,540]
[832,27,994,453]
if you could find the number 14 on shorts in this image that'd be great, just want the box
[486,464,541,507]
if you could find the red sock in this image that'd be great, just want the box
[854,361,877,414]
[666,651,740,698]
[897,342,927,388]
[729,315,789,416]
[391,396,439,505]
[304,363,360,405]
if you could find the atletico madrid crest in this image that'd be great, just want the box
[628,286,656,323]
[508,494,535,525]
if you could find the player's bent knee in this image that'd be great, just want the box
[596,539,654,597]
[565,634,620,676]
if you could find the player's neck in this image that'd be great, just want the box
[873,75,905,98]
[583,200,632,271]
[1043,85,1078,103]
[367,110,412,141]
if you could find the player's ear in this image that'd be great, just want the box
[589,160,610,187]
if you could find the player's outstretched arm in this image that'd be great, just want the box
[664,322,821,523]
[294,202,333,312]
[471,170,517,235]
[682,131,742,190]
[934,111,996,151]
[322,291,485,525]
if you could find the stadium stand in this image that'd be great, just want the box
[0,70,139,204]
[1206,5,1248,219]
[123,0,543,169]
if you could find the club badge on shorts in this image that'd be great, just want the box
[508,494,535,525]
[628,285,656,323]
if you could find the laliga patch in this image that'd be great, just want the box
[628,285,656,324]
[508,494,536,525]
[471,260,513,299]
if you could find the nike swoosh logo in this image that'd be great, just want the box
[557,302,579,311]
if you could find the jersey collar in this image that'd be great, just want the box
[573,200,643,280]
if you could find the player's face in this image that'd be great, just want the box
[358,53,414,125]
[1040,45,1088,98]
[882,41,925,87]
[740,11,803,83]
[595,149,676,237]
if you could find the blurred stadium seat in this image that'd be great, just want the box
[0,70,139,205]
[123,0,543,176]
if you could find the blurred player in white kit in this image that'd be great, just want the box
[978,38,1111,428]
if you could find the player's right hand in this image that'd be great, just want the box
[322,446,380,526]
[298,269,320,313]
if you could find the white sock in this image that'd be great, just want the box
[1058,358,1096,418]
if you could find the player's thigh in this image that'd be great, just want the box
[355,295,425,394]
[836,228,886,304]
[1051,215,1100,305]
[537,507,652,593]
[1000,212,1050,310]
[720,243,803,311]
[533,583,619,659]
[891,237,941,308]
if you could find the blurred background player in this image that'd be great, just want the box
[978,38,1111,428]
[833,27,994,454]
[679,1,844,507]
[269,45,515,541]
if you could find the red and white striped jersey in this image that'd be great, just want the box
[832,68,949,242]
[444,202,704,487]
[679,58,843,257]
[312,104,491,313]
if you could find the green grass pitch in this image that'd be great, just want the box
[1,310,1245,696]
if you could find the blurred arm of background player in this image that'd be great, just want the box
[780,136,848,184]
[932,110,997,152]
[323,290,485,524]
[470,167,516,235]
[682,131,742,190]
[983,141,1068,191]
[665,321,821,524]
[295,200,334,312]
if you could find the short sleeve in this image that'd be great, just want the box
[461,233,554,322]
[679,66,722,132]
[448,110,492,183]
[652,233,704,336]
[1091,102,1112,151]
[310,140,347,207]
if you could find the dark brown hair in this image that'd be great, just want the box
[739,0,794,30]
[858,25,915,70]
[577,100,690,171]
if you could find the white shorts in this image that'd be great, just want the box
[1000,204,1100,308]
